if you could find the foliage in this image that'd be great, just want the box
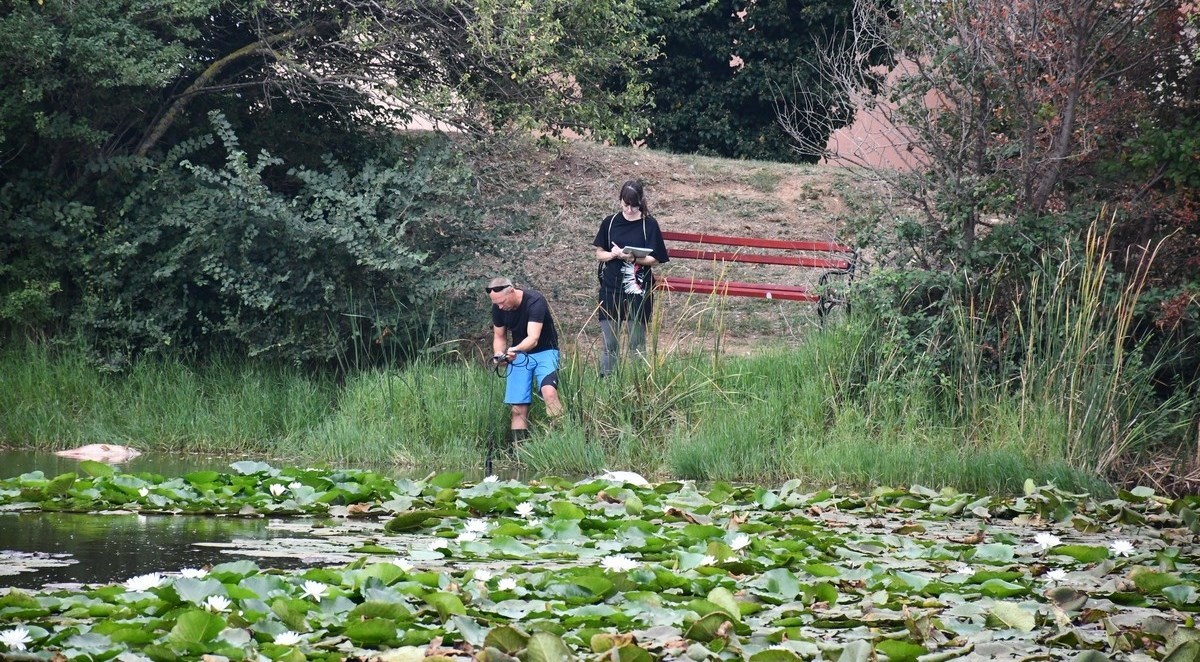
[786,0,1197,263]
[57,117,482,362]
[1,466,1200,660]
[846,219,1199,484]
[0,0,657,166]
[0,0,661,361]
[638,0,856,162]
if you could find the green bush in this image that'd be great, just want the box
[5,115,491,365]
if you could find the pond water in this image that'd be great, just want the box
[0,449,551,591]
[0,511,321,590]
[0,449,257,478]
[0,451,387,591]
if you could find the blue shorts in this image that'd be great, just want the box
[505,349,560,405]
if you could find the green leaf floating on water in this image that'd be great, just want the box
[46,473,77,495]
[385,508,461,533]
[978,579,1029,598]
[78,460,115,478]
[344,618,399,646]
[1132,567,1184,594]
[685,612,736,642]
[875,638,928,662]
[707,587,741,620]
[987,602,1036,631]
[1,466,1199,660]
[486,625,530,654]
[1054,544,1108,562]
[425,592,467,622]
[749,650,804,661]
[429,472,464,489]
[525,631,575,662]
[168,609,225,645]
[1165,641,1200,662]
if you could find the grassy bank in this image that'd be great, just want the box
[10,222,1195,496]
[0,323,1116,494]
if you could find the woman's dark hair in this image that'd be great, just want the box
[619,180,649,216]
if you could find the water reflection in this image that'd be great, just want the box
[1,449,248,478]
[0,450,534,591]
[0,449,506,482]
[0,511,319,590]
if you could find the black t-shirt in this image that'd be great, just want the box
[592,213,671,292]
[492,288,559,351]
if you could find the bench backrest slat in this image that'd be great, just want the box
[659,277,820,302]
[670,247,851,270]
[661,230,852,254]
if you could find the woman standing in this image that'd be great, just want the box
[592,180,670,376]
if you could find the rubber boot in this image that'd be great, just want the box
[508,428,529,453]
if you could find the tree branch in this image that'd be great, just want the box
[136,26,320,156]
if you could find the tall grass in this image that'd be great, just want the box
[294,358,503,469]
[4,224,1191,495]
[945,221,1194,476]
[0,342,332,455]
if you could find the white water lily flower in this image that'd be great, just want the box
[393,559,414,572]
[288,482,302,490]
[1109,539,1135,557]
[1045,568,1067,582]
[730,534,752,551]
[124,573,165,592]
[300,580,328,600]
[601,555,640,572]
[475,569,494,582]
[498,577,518,591]
[483,475,499,483]
[456,531,478,543]
[515,502,535,518]
[698,555,717,566]
[952,562,975,575]
[0,627,32,652]
[269,483,287,497]
[1034,532,1061,550]
[428,539,449,551]
[274,631,302,646]
[464,518,489,534]
[138,487,149,497]
[204,595,232,613]
[180,567,208,579]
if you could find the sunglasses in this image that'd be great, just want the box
[485,285,511,293]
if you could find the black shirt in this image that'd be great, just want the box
[492,288,558,351]
[592,213,671,291]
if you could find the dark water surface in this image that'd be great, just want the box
[0,511,315,590]
[0,449,251,478]
[0,451,342,591]
[0,450,541,590]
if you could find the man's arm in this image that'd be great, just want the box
[493,325,509,360]
[508,321,543,356]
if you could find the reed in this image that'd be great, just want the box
[0,342,331,454]
[943,220,1194,476]
[4,225,1191,494]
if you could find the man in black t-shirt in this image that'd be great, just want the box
[487,277,562,444]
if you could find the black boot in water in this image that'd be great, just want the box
[509,428,529,454]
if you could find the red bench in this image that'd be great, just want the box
[656,230,859,317]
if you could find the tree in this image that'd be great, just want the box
[0,0,661,358]
[638,0,855,162]
[781,0,1193,264]
[1,0,657,172]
